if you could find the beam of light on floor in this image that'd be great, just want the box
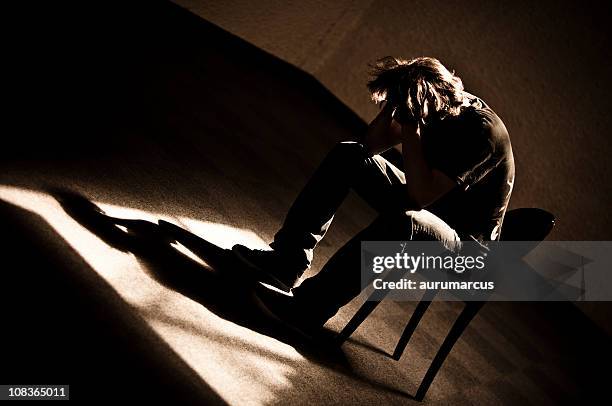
[0,185,304,405]
[169,241,209,267]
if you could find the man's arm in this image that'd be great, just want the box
[399,120,457,209]
[363,102,403,155]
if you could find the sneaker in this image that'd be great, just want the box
[231,244,302,292]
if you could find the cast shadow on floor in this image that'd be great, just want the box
[51,188,413,400]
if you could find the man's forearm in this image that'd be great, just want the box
[400,123,457,209]
[401,124,434,208]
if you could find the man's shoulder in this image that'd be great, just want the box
[461,98,510,148]
[425,95,511,152]
[462,97,497,124]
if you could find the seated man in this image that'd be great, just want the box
[233,56,515,332]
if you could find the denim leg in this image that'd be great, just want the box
[270,141,411,271]
[292,210,461,323]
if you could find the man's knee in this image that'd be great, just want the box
[377,210,460,247]
[407,210,461,248]
[404,209,432,226]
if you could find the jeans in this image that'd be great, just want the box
[271,141,461,321]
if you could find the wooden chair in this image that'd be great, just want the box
[336,208,555,401]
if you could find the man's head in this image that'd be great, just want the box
[367,56,465,125]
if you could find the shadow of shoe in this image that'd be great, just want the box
[50,187,135,252]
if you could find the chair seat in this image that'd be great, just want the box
[500,208,555,241]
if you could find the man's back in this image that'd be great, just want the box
[422,97,515,242]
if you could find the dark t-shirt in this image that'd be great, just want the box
[422,97,515,242]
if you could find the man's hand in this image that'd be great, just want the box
[391,103,414,127]
[398,116,419,141]
[363,101,403,155]
[390,102,420,143]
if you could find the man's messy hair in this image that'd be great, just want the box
[367,56,465,124]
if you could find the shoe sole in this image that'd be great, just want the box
[254,284,320,341]
[231,246,292,293]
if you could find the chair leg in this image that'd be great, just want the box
[336,269,405,345]
[392,289,438,361]
[336,298,381,345]
[414,301,485,401]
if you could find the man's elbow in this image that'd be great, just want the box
[405,171,457,210]
[406,190,428,210]
[406,184,444,209]
[412,198,428,210]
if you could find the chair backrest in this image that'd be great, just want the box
[500,208,555,242]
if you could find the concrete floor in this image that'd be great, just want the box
[2,1,610,404]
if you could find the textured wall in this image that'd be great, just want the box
[175,0,612,241]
